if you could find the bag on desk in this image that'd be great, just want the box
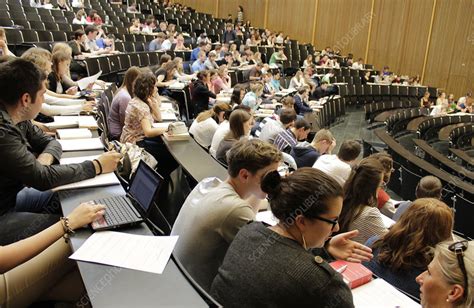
[108,140,158,180]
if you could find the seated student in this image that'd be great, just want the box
[271,71,283,91]
[108,66,141,140]
[293,85,313,115]
[371,152,397,218]
[190,41,207,62]
[48,51,77,95]
[0,59,120,245]
[216,109,253,163]
[191,51,207,73]
[86,9,103,25]
[416,240,474,308]
[149,32,165,51]
[420,91,432,108]
[155,61,177,95]
[291,129,336,168]
[248,61,263,81]
[211,168,373,307]
[0,202,106,307]
[172,139,282,291]
[173,57,195,81]
[351,58,364,70]
[259,109,296,144]
[313,139,361,187]
[191,71,217,115]
[393,175,443,221]
[242,82,264,111]
[338,157,388,244]
[129,18,142,34]
[262,72,277,98]
[96,34,115,50]
[274,118,311,154]
[364,198,453,299]
[189,103,231,149]
[289,70,306,90]
[204,51,219,70]
[212,65,231,94]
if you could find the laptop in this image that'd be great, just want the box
[90,160,163,231]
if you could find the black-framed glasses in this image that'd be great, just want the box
[313,215,338,231]
[448,240,469,297]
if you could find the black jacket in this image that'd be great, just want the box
[191,80,216,114]
[290,143,320,168]
[0,108,96,214]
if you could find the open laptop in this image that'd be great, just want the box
[90,160,163,231]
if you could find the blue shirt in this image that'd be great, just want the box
[190,47,201,62]
[149,40,162,51]
[191,60,206,73]
[242,92,259,111]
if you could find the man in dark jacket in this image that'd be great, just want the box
[0,59,120,244]
[290,129,335,168]
[222,24,237,44]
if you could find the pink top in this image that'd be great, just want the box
[212,76,230,94]
[120,97,153,144]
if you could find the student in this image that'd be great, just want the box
[273,118,311,154]
[313,139,361,187]
[48,51,77,95]
[191,71,217,115]
[215,109,253,163]
[0,28,15,57]
[302,54,313,69]
[0,59,120,244]
[155,61,177,95]
[86,9,103,25]
[148,32,165,51]
[108,66,141,140]
[293,85,313,115]
[211,168,373,307]
[189,103,231,149]
[291,129,336,168]
[420,91,432,108]
[204,51,219,70]
[242,82,263,111]
[416,240,473,308]
[259,109,296,144]
[289,70,306,90]
[0,202,106,307]
[370,152,396,217]
[172,139,282,291]
[392,175,443,221]
[338,157,388,244]
[212,65,231,94]
[230,87,244,107]
[191,51,207,73]
[190,41,207,62]
[364,198,454,299]
[72,9,88,24]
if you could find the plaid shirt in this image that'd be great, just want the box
[274,129,297,154]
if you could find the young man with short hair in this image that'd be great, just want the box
[0,59,120,245]
[291,129,336,168]
[274,118,311,153]
[259,109,297,144]
[171,139,282,291]
[313,139,361,186]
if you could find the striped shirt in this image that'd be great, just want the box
[348,206,388,244]
[274,129,297,153]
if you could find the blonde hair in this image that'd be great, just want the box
[312,129,334,145]
[21,47,52,73]
[195,102,231,123]
[249,82,263,95]
[435,241,474,307]
[52,42,72,56]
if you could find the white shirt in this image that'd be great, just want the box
[189,117,219,148]
[351,62,364,70]
[312,154,352,187]
[161,39,172,51]
[259,118,285,144]
[209,121,230,157]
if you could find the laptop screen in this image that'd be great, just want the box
[128,161,162,213]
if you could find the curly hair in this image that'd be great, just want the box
[373,198,453,271]
[133,72,156,103]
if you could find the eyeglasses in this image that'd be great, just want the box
[448,240,469,297]
[313,215,338,231]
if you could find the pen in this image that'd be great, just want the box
[336,265,347,273]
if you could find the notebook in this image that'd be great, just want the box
[58,138,103,151]
[57,128,93,140]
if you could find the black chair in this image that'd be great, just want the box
[43,21,59,31]
[138,52,150,66]
[5,28,23,44]
[58,23,72,32]
[123,41,135,52]
[40,14,55,23]
[29,20,46,31]
[0,18,13,27]
[21,29,38,42]
[147,51,159,66]
[36,30,53,41]
[51,31,67,41]
[84,57,101,76]
[108,54,121,74]
[129,53,140,67]
[118,54,131,71]
[97,57,111,75]
[134,41,145,52]
[10,10,26,20]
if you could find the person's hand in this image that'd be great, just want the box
[86,82,94,91]
[67,202,106,230]
[82,101,96,112]
[95,151,122,174]
[0,39,7,50]
[327,230,373,263]
[66,86,78,95]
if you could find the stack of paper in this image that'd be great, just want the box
[255,210,279,226]
[57,128,92,140]
[70,231,179,274]
[78,116,99,130]
[161,111,178,121]
[152,122,171,130]
[163,132,190,141]
[58,138,104,151]
[352,278,420,307]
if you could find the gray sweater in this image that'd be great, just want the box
[210,222,354,308]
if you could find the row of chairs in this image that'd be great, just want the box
[417,115,474,142]
[449,124,474,150]
[385,108,429,136]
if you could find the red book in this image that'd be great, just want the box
[330,260,373,289]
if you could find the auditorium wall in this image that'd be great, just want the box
[179,0,473,97]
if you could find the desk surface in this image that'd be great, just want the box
[162,137,228,182]
[438,123,466,141]
[59,186,208,308]
[407,116,429,131]
[450,148,474,166]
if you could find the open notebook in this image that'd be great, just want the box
[352,278,420,307]
[58,138,103,151]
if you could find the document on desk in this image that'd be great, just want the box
[70,231,179,274]
[53,172,120,191]
[77,71,102,90]
[58,138,103,151]
[352,278,420,308]
[57,128,93,140]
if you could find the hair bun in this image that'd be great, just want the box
[261,170,281,199]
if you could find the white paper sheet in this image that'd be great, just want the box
[57,128,92,140]
[352,278,420,308]
[70,231,179,274]
[381,214,396,228]
[60,155,100,165]
[58,138,103,151]
[53,172,120,191]
[152,122,171,129]
[255,210,279,226]
[77,71,103,90]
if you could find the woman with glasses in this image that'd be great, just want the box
[416,240,473,307]
[338,157,388,244]
[210,168,373,307]
[363,198,454,299]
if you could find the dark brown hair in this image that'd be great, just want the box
[133,72,156,102]
[338,157,384,233]
[338,140,361,162]
[121,66,141,97]
[225,109,252,141]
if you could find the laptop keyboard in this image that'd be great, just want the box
[93,197,140,226]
